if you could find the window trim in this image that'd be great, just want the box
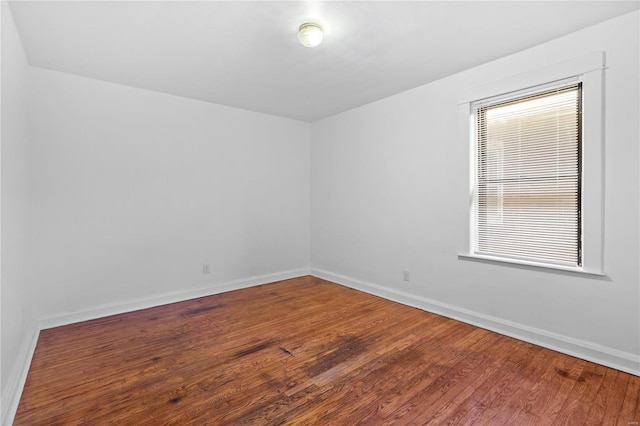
[458,52,605,275]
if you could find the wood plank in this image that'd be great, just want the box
[618,376,640,426]
[440,338,551,425]
[552,361,608,425]
[14,276,640,425]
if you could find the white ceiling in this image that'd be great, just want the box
[9,1,639,122]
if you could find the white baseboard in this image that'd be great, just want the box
[311,268,640,377]
[40,268,310,330]
[2,325,39,426]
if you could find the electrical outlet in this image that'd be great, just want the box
[403,270,410,282]
[203,264,210,274]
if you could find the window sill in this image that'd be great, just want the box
[457,253,606,277]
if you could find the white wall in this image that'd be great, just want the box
[28,67,311,321]
[1,0,37,419]
[311,11,639,372]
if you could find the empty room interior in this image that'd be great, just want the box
[2,0,640,424]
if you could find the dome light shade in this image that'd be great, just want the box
[298,22,323,48]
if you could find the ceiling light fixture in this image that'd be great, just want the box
[298,22,323,48]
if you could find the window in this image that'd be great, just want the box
[458,52,604,275]
[473,83,582,267]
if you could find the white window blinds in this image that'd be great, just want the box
[475,83,582,266]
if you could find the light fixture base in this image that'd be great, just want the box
[298,22,323,48]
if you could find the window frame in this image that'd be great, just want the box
[458,52,605,275]
[473,81,583,267]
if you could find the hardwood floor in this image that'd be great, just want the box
[14,276,640,425]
